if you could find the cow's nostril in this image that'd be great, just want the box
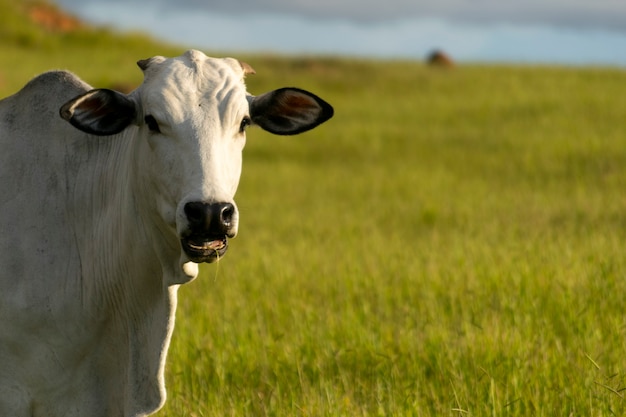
[220,203,234,227]
[184,202,210,227]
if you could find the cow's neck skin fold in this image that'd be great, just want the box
[68,127,180,415]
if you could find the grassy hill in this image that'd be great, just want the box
[3,1,626,416]
[0,0,184,96]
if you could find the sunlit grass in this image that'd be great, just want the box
[161,64,626,415]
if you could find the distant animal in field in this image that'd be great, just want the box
[426,49,455,67]
[0,49,333,417]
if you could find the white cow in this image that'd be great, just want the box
[0,49,333,417]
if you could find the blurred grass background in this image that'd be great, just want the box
[2,1,626,415]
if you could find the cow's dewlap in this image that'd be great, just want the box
[182,261,199,278]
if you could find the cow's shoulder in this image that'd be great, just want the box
[1,70,90,117]
[0,71,91,142]
[19,70,90,98]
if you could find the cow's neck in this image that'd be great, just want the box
[72,130,171,298]
[69,130,181,415]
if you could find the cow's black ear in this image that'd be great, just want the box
[249,88,333,135]
[60,89,137,136]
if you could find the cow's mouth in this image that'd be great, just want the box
[181,235,228,263]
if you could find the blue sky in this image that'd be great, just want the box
[55,0,626,66]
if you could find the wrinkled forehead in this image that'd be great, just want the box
[138,50,249,114]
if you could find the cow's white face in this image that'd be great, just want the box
[60,50,333,272]
[136,53,249,264]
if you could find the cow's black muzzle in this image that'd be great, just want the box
[180,202,235,263]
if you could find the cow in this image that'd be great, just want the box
[0,49,333,417]
[426,49,455,68]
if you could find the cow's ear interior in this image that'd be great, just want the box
[250,88,333,135]
[60,89,136,136]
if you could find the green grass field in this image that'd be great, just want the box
[166,64,626,417]
[3,1,626,416]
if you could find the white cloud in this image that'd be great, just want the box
[56,0,626,66]
[57,0,626,31]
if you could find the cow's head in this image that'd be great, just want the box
[59,50,333,277]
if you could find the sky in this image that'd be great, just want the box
[54,0,626,67]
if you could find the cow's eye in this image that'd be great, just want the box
[239,116,251,133]
[144,115,160,133]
